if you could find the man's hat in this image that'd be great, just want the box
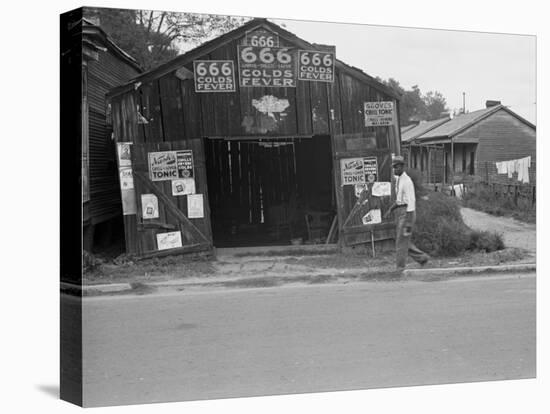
[392,155,405,166]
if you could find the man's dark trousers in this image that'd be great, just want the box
[394,207,429,269]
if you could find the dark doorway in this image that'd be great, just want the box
[205,136,335,247]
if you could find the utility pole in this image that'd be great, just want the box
[462,92,466,114]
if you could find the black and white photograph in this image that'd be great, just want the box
[5,0,548,413]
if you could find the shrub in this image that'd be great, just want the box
[413,192,471,257]
[468,230,505,253]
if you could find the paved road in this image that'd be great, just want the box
[461,207,536,254]
[81,274,535,407]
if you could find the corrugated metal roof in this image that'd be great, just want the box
[402,116,450,142]
[420,106,501,139]
[81,19,143,72]
[401,124,416,134]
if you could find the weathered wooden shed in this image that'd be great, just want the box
[78,19,142,250]
[107,18,402,258]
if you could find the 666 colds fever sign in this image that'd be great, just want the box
[298,50,335,82]
[193,60,236,92]
[238,45,296,87]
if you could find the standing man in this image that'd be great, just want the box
[384,155,429,270]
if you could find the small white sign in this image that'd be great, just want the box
[362,209,382,225]
[372,182,391,197]
[117,142,132,167]
[156,231,183,250]
[141,194,159,219]
[187,194,204,218]
[119,167,134,190]
[364,101,395,127]
[172,178,196,196]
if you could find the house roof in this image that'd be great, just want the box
[401,124,416,134]
[401,116,451,143]
[417,105,535,142]
[79,19,142,72]
[107,18,400,100]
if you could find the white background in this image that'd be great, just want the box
[0,0,546,413]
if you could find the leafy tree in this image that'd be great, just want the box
[377,77,449,125]
[424,91,448,121]
[84,8,248,70]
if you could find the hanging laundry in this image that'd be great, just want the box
[517,156,531,184]
[495,161,507,174]
[495,156,531,183]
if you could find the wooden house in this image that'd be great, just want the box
[401,116,450,185]
[107,18,403,258]
[402,101,536,188]
[79,19,142,250]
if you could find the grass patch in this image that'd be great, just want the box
[462,186,536,224]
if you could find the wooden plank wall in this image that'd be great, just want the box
[109,30,401,252]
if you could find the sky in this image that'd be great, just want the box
[271,18,536,123]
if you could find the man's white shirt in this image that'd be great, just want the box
[395,171,416,212]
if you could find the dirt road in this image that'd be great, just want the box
[461,207,536,255]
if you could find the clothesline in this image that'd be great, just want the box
[495,156,531,184]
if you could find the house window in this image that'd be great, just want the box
[462,147,467,172]
[469,152,475,175]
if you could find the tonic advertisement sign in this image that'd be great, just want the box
[149,151,194,181]
[298,50,335,82]
[341,157,365,186]
[148,151,178,181]
[193,60,236,92]
[238,45,297,87]
[364,101,395,126]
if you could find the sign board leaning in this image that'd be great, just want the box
[298,50,335,82]
[364,101,395,127]
[238,45,297,87]
[194,60,236,93]
[340,157,365,186]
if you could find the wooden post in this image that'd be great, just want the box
[427,147,432,185]
[451,138,455,195]
[370,230,376,258]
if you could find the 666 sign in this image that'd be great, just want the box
[193,60,236,93]
[298,50,335,82]
[238,46,297,87]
